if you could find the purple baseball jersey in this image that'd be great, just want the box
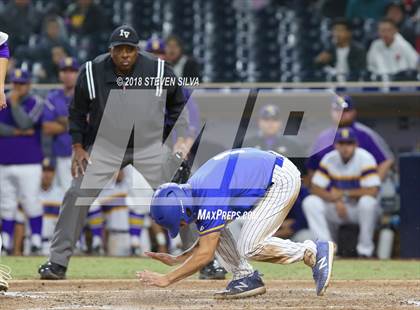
[306,122,394,171]
[0,96,45,164]
[44,89,72,157]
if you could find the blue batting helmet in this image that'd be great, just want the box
[150,183,194,238]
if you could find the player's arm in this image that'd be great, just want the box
[138,232,220,287]
[43,121,66,135]
[0,32,10,110]
[310,162,340,202]
[43,95,69,135]
[10,95,44,132]
[43,116,68,135]
[0,123,17,136]
[145,238,199,266]
[166,232,219,283]
[311,184,342,202]
[377,159,393,181]
[344,186,379,199]
[364,130,394,181]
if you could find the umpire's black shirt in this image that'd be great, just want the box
[69,51,187,149]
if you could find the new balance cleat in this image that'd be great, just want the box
[214,271,266,299]
[312,241,335,296]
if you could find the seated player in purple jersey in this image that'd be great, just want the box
[138,148,336,299]
[0,31,10,110]
[303,128,381,257]
[305,95,394,183]
[0,69,45,256]
[43,57,79,190]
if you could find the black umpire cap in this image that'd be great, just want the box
[109,25,139,48]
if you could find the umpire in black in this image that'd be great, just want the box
[39,25,189,279]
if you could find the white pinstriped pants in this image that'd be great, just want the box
[215,157,317,280]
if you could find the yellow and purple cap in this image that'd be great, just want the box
[333,95,354,111]
[59,57,80,71]
[10,68,31,84]
[335,127,357,143]
[259,104,280,120]
[145,38,165,54]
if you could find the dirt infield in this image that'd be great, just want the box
[1,279,419,310]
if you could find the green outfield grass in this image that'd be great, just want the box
[1,256,419,280]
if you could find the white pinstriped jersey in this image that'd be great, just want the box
[312,147,381,190]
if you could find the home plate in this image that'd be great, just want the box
[403,300,420,307]
[1,291,48,299]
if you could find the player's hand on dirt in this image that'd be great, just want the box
[0,92,6,110]
[71,144,91,178]
[335,200,347,220]
[145,251,178,266]
[137,270,170,287]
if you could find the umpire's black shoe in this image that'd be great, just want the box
[199,261,227,280]
[38,261,67,280]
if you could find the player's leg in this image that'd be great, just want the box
[55,156,72,191]
[87,203,104,254]
[13,206,26,255]
[17,164,43,252]
[0,234,12,292]
[213,226,265,299]
[354,196,380,257]
[302,195,335,242]
[215,226,254,280]
[42,211,59,256]
[0,165,19,254]
[238,160,316,264]
[128,210,145,255]
[238,158,335,296]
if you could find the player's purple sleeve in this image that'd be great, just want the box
[0,42,10,59]
[353,122,393,164]
[42,103,57,122]
[362,139,386,164]
[47,92,69,118]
